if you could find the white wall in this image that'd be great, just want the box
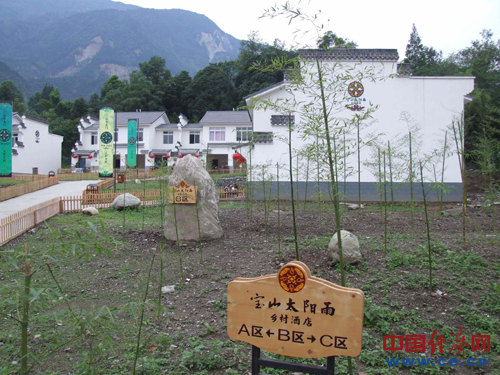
[247,62,473,184]
[12,116,63,174]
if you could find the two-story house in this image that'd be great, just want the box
[73,110,253,172]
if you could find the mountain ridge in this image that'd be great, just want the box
[0,0,241,100]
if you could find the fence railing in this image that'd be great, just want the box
[0,176,59,202]
[0,174,53,182]
[0,197,61,247]
[0,187,246,246]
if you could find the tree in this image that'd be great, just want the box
[455,30,500,102]
[0,80,26,113]
[183,62,238,121]
[317,31,357,50]
[234,33,296,105]
[404,24,444,75]
[163,70,192,122]
[139,56,172,86]
[100,75,125,100]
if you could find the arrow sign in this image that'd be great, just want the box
[266,329,274,337]
[307,335,316,343]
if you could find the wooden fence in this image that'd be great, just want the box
[0,174,53,182]
[0,187,246,246]
[0,197,61,247]
[0,176,59,202]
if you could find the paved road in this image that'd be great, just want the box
[0,180,100,220]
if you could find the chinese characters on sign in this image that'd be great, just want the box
[99,107,114,178]
[168,180,197,204]
[0,101,13,177]
[383,328,491,357]
[227,261,365,358]
[127,119,138,168]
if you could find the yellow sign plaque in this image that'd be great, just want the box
[168,180,197,204]
[227,261,364,358]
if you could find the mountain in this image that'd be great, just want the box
[0,0,241,100]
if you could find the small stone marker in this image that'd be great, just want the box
[329,230,361,264]
[168,180,197,204]
[227,261,364,358]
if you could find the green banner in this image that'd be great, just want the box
[0,102,13,177]
[127,119,138,168]
[99,107,114,178]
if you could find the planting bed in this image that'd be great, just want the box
[0,197,499,374]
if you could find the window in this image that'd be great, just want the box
[163,131,173,144]
[271,115,295,126]
[189,131,200,144]
[12,134,18,146]
[91,132,98,145]
[137,128,143,142]
[209,127,225,142]
[236,127,252,141]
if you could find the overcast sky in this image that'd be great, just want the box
[113,0,500,60]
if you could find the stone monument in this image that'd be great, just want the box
[164,155,223,241]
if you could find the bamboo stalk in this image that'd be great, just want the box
[420,162,433,292]
[132,253,156,375]
[277,163,282,258]
[20,244,31,375]
[288,114,300,260]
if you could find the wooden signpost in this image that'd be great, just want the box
[228,261,364,374]
[168,180,197,204]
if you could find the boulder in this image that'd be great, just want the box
[329,230,361,264]
[111,193,141,210]
[164,155,223,241]
[82,207,99,216]
[135,179,141,184]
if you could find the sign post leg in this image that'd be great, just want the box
[252,345,261,375]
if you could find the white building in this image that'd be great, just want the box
[244,49,474,201]
[11,113,63,174]
[73,110,252,171]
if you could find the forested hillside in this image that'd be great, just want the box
[0,0,240,100]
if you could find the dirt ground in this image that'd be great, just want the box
[1,170,499,374]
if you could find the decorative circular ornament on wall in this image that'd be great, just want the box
[35,130,40,143]
[278,264,306,293]
[128,137,136,145]
[100,131,113,144]
[0,129,12,142]
[348,81,364,97]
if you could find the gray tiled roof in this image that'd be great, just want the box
[200,111,251,124]
[183,123,202,129]
[116,111,168,125]
[298,48,399,61]
[116,143,144,147]
[92,111,168,127]
[150,149,172,154]
[179,148,200,154]
[85,124,99,130]
[156,124,177,129]
[207,142,241,147]
[24,114,50,125]
[243,81,286,100]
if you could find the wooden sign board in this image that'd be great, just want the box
[168,180,197,204]
[227,261,364,358]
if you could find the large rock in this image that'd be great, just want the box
[111,193,141,210]
[329,230,361,264]
[82,207,99,216]
[164,155,223,241]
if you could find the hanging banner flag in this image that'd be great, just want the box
[0,101,13,177]
[99,106,114,178]
[127,118,138,168]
